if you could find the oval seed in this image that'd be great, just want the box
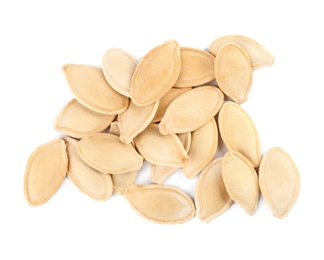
[118,100,159,144]
[159,86,224,135]
[218,101,261,167]
[24,139,68,206]
[209,34,275,70]
[64,137,113,200]
[195,158,232,223]
[102,48,138,97]
[183,118,218,179]
[77,133,143,174]
[123,184,195,224]
[259,147,300,218]
[62,64,129,115]
[214,43,252,104]
[134,124,189,167]
[108,121,121,136]
[130,40,181,106]
[54,99,115,138]
[222,151,259,215]
[174,47,215,87]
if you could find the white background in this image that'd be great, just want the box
[1,1,323,259]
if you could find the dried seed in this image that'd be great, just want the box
[77,133,143,174]
[222,151,259,215]
[159,86,224,135]
[24,139,68,206]
[183,118,218,178]
[134,124,188,167]
[62,64,129,115]
[123,184,195,224]
[130,40,181,106]
[54,99,115,138]
[108,121,120,136]
[102,48,138,97]
[174,47,215,87]
[209,35,275,70]
[119,100,159,144]
[195,158,232,223]
[259,147,300,218]
[218,101,261,167]
[214,43,252,104]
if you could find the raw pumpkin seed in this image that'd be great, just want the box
[108,121,120,136]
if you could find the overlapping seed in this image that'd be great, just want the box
[24,35,300,222]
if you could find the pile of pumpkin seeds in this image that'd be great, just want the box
[24,35,300,224]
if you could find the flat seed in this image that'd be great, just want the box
[152,87,191,123]
[195,158,232,223]
[218,101,261,167]
[62,64,129,115]
[130,40,181,106]
[134,124,188,167]
[174,47,215,87]
[214,43,252,104]
[24,139,67,206]
[54,99,115,138]
[183,118,218,178]
[123,184,195,224]
[77,133,143,174]
[222,151,259,215]
[119,100,159,144]
[102,48,138,98]
[209,35,275,70]
[259,147,300,218]
[108,121,120,136]
[159,86,224,135]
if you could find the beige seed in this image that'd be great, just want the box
[123,184,195,224]
[24,139,68,206]
[174,47,215,87]
[159,86,224,135]
[108,121,120,136]
[130,40,181,106]
[118,100,159,144]
[102,48,138,98]
[214,43,253,104]
[62,64,129,115]
[183,118,218,179]
[218,101,261,167]
[222,151,259,215]
[54,99,115,138]
[77,133,143,174]
[195,158,232,223]
[209,35,275,70]
[64,137,113,200]
[134,124,189,167]
[259,147,300,218]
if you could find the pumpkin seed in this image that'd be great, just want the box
[222,151,259,215]
[77,133,143,174]
[64,137,113,200]
[123,184,195,224]
[209,35,275,70]
[259,147,300,218]
[54,98,115,138]
[102,48,138,98]
[62,64,129,115]
[195,158,232,223]
[159,86,223,135]
[218,101,261,167]
[108,121,120,136]
[130,40,181,106]
[214,43,252,104]
[24,139,68,206]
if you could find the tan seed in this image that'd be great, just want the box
[108,121,121,136]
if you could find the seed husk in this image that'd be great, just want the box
[123,184,195,224]
[259,147,300,218]
[24,139,68,206]
[214,43,252,104]
[218,101,261,167]
[130,40,181,106]
[62,64,129,115]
